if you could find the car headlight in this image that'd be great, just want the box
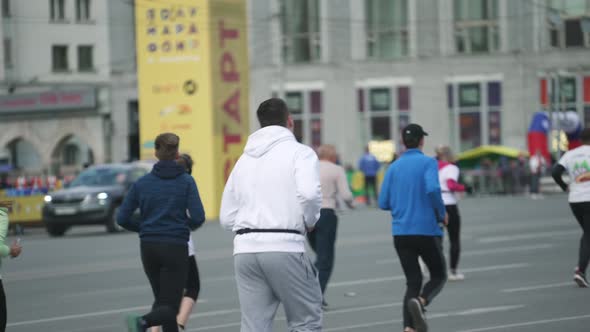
[82,193,109,205]
[44,195,52,203]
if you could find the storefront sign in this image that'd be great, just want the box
[0,89,96,113]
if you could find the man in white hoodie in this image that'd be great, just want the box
[220,98,323,332]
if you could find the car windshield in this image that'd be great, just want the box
[69,167,128,187]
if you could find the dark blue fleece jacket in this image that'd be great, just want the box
[117,160,206,244]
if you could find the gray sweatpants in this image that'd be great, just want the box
[234,252,323,332]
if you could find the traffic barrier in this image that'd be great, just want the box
[0,190,44,224]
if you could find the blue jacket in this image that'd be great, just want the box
[358,153,381,176]
[378,149,445,236]
[117,160,206,244]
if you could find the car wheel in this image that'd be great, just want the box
[106,205,123,233]
[46,224,69,237]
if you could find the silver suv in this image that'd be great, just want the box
[42,162,152,236]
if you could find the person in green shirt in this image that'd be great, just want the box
[0,200,23,332]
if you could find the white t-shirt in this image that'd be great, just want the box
[188,234,195,257]
[558,145,590,203]
[439,163,460,206]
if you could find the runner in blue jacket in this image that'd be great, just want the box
[379,124,447,332]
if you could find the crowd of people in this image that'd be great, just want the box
[0,173,75,194]
[463,151,549,198]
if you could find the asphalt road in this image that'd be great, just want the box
[3,194,589,332]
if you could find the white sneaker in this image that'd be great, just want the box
[448,272,465,281]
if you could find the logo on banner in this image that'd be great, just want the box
[144,6,200,58]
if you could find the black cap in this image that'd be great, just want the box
[402,124,428,141]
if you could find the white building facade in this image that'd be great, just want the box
[248,0,590,165]
[0,0,137,175]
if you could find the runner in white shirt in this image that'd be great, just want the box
[436,146,466,281]
[152,154,201,332]
[552,129,590,288]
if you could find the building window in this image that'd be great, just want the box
[77,45,94,72]
[454,0,499,54]
[52,45,69,72]
[548,0,590,48]
[2,0,10,18]
[3,39,11,68]
[63,144,80,166]
[283,90,323,149]
[448,80,502,151]
[50,0,66,21]
[280,0,321,63]
[541,75,590,126]
[358,83,412,153]
[365,0,408,59]
[76,0,91,21]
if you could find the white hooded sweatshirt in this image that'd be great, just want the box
[219,126,322,254]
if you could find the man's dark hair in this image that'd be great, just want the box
[154,133,179,161]
[256,98,289,128]
[403,137,420,149]
[582,128,590,144]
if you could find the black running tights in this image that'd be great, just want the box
[445,205,461,271]
[570,202,590,274]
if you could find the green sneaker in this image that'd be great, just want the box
[125,315,146,332]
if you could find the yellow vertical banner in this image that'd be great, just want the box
[135,0,249,219]
[208,0,250,202]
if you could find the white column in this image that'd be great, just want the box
[350,0,366,60]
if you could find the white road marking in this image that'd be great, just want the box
[332,263,529,287]
[322,305,525,331]
[376,243,554,265]
[478,230,578,244]
[6,305,152,327]
[7,306,235,328]
[501,281,574,293]
[457,314,590,332]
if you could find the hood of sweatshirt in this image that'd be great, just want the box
[151,160,186,179]
[244,126,295,158]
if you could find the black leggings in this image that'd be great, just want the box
[185,255,200,301]
[364,176,377,204]
[0,279,6,332]
[569,202,590,274]
[445,205,461,271]
[141,241,188,332]
[394,236,447,329]
[307,208,338,294]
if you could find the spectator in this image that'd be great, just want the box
[358,146,381,206]
[529,150,546,199]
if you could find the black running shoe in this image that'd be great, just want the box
[574,271,589,288]
[408,298,428,332]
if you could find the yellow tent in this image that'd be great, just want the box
[456,145,528,168]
